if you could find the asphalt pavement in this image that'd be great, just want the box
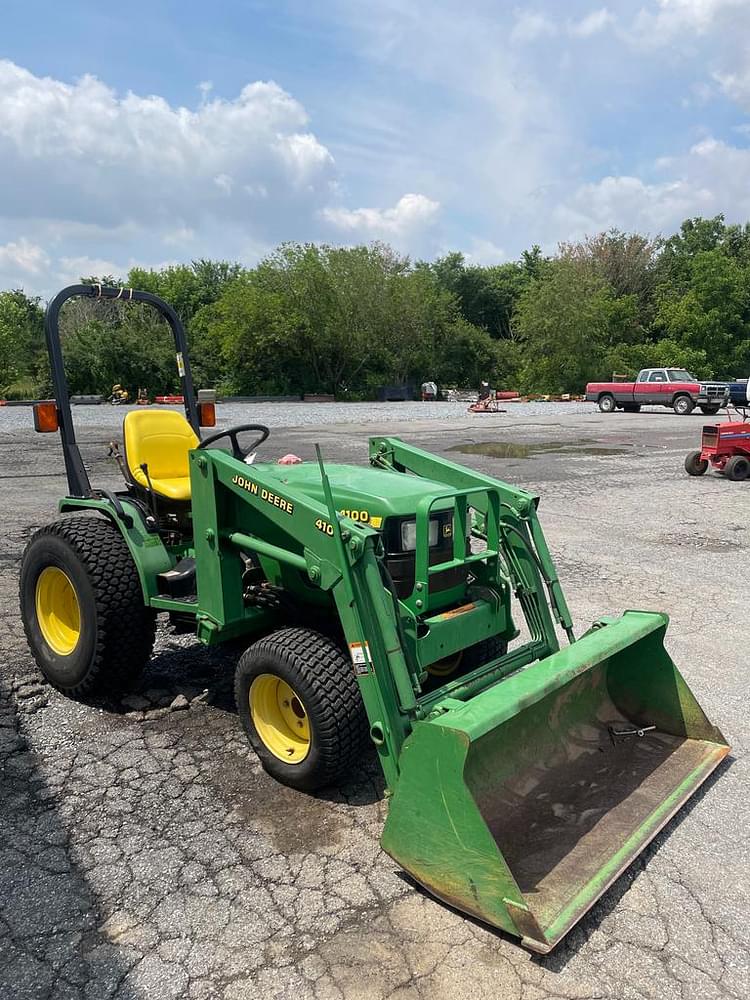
[1,401,748,1000]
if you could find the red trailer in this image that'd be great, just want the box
[685,420,750,480]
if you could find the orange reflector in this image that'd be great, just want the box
[198,401,216,427]
[33,401,59,433]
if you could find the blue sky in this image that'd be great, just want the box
[2,0,750,294]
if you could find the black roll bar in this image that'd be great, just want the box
[44,284,200,497]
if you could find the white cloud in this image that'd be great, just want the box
[322,193,440,237]
[0,239,49,275]
[624,2,750,120]
[510,10,557,43]
[325,0,572,246]
[0,59,335,232]
[162,226,196,246]
[0,59,347,291]
[4,5,750,295]
[462,238,507,265]
[213,173,234,195]
[654,0,744,32]
[715,60,750,109]
[554,176,697,237]
[554,135,750,239]
[569,8,614,38]
[0,59,449,292]
[630,0,748,45]
[55,255,128,284]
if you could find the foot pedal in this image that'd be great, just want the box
[157,558,196,598]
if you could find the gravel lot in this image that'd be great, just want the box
[1,401,748,1000]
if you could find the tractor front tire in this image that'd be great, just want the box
[700,404,721,416]
[684,451,708,476]
[622,403,641,413]
[235,627,368,791]
[427,633,508,684]
[19,516,155,697]
[724,455,750,481]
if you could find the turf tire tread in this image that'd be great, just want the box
[20,515,155,696]
[237,626,368,788]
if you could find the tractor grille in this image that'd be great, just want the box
[385,550,466,599]
[701,426,718,448]
[381,512,468,599]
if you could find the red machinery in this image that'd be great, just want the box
[685,420,750,480]
[468,396,506,413]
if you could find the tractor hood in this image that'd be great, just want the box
[253,461,453,525]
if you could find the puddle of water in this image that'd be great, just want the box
[449,439,627,459]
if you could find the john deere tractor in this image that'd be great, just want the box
[20,285,728,953]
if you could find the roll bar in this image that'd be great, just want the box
[44,284,200,497]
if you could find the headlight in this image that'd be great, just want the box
[400,518,439,550]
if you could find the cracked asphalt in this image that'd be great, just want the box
[1,401,748,1000]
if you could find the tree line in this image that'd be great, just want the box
[2,214,749,400]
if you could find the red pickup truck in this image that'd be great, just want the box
[585,368,727,416]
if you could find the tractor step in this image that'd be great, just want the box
[157,558,196,598]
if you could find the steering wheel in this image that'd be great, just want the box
[197,423,270,461]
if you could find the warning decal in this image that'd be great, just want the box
[349,641,372,676]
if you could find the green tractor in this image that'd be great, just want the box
[20,284,728,953]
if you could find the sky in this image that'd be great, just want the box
[2,0,750,295]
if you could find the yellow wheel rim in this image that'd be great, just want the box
[250,674,311,764]
[35,566,81,656]
[428,650,463,677]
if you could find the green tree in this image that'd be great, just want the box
[560,229,661,318]
[62,311,181,396]
[655,249,749,375]
[428,253,534,339]
[254,242,407,394]
[193,277,301,394]
[432,317,501,390]
[515,259,627,392]
[127,260,244,327]
[602,340,711,381]
[656,215,732,293]
[0,290,45,396]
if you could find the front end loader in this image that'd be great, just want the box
[20,285,729,953]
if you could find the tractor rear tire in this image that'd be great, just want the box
[235,627,368,791]
[700,404,721,416]
[463,634,508,669]
[622,404,641,413]
[19,516,156,697]
[724,455,750,481]
[598,394,616,413]
[684,451,708,476]
[673,395,695,415]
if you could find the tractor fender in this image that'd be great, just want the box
[58,496,172,602]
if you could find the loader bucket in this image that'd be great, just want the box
[382,611,728,953]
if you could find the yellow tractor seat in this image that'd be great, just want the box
[123,409,199,502]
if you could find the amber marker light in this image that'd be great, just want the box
[198,401,216,427]
[33,401,59,433]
